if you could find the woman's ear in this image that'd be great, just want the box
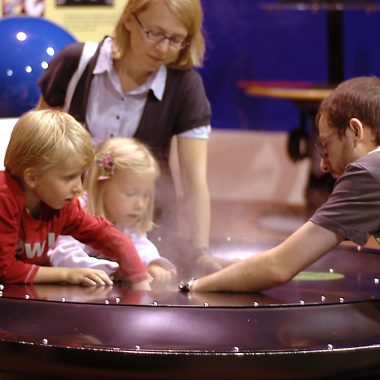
[123,12,133,31]
[23,167,38,189]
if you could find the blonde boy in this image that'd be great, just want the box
[0,109,149,288]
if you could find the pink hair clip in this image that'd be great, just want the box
[96,152,115,180]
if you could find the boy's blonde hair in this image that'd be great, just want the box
[112,0,206,70]
[4,109,94,177]
[85,137,160,235]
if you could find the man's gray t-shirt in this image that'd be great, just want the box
[310,151,380,245]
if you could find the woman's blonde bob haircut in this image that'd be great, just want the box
[4,109,94,177]
[112,0,206,70]
[85,137,160,235]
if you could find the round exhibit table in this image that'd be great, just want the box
[1,239,380,379]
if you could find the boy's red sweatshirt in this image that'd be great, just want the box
[0,170,147,284]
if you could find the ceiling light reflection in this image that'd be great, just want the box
[16,32,27,41]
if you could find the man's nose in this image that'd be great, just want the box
[319,157,330,173]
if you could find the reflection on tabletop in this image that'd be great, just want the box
[1,239,379,307]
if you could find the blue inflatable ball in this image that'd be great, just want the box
[0,16,76,117]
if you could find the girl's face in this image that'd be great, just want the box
[123,0,188,72]
[103,169,155,229]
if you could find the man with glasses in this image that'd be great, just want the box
[180,76,380,293]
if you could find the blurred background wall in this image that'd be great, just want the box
[2,0,380,207]
[199,0,380,132]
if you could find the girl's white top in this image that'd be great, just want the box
[48,227,175,276]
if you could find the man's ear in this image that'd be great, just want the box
[349,118,364,141]
[23,167,39,189]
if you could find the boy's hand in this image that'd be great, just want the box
[64,268,113,286]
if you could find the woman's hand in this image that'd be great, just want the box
[194,254,239,277]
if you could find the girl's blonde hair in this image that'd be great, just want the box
[85,137,160,235]
[5,109,94,177]
[112,0,206,70]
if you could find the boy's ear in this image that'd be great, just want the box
[23,167,39,189]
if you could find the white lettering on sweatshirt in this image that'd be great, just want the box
[17,233,57,259]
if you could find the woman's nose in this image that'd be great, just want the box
[154,38,170,53]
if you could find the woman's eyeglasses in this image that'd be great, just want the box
[133,13,189,50]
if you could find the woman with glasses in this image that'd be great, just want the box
[37,0,229,276]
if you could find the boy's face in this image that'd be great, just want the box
[27,157,85,210]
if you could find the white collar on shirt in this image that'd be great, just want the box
[93,36,167,101]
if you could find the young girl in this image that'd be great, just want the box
[49,137,177,284]
[0,109,149,288]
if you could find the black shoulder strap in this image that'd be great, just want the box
[63,42,98,112]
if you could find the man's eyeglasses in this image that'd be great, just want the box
[133,13,189,50]
[314,131,338,159]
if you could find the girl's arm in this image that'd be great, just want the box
[129,231,176,284]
